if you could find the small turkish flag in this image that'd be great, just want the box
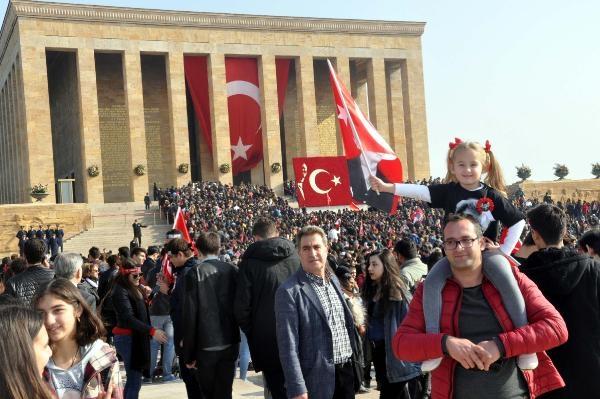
[293,156,353,207]
[172,207,192,244]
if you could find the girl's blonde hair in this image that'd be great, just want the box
[444,140,507,196]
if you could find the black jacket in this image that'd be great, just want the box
[182,258,240,365]
[170,257,199,356]
[98,268,118,302]
[78,279,99,310]
[233,237,300,371]
[5,265,55,305]
[520,248,600,399]
[112,284,152,372]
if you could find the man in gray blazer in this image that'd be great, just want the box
[275,225,357,399]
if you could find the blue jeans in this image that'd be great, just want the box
[114,334,143,399]
[239,330,251,380]
[149,315,175,378]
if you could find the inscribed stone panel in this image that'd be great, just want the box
[141,54,171,190]
[95,53,131,202]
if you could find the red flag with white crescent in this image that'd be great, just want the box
[226,58,262,174]
[327,60,403,215]
[292,156,353,207]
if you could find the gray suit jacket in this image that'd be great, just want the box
[275,269,357,399]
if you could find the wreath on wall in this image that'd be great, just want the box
[271,162,282,174]
[219,163,231,174]
[178,163,189,174]
[87,165,100,177]
[134,164,146,176]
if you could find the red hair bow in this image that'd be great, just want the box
[484,140,492,153]
[448,137,463,150]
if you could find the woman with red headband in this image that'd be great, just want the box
[112,257,167,399]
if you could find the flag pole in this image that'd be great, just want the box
[327,59,379,194]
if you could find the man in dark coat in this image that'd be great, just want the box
[163,236,203,398]
[55,224,64,252]
[520,203,600,399]
[132,219,146,246]
[16,226,27,256]
[234,217,300,398]
[4,239,54,305]
[182,231,239,399]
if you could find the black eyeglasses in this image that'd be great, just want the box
[442,237,479,250]
[131,274,141,279]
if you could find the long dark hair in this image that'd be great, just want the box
[0,306,54,399]
[362,249,409,309]
[34,278,106,346]
[115,257,143,299]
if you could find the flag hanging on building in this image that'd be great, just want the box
[225,58,263,174]
[327,60,403,215]
[292,156,353,207]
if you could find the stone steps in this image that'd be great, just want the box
[63,202,171,255]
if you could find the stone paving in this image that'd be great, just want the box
[140,371,379,398]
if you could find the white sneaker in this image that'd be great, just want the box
[517,353,538,370]
[421,357,443,372]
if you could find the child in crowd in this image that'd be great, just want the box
[370,139,533,372]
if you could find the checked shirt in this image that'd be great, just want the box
[305,271,353,364]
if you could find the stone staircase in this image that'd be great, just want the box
[63,202,171,255]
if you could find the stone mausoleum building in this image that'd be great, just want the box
[0,0,429,204]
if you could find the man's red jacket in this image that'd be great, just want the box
[393,265,568,399]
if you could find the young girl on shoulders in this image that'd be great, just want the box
[370,139,534,372]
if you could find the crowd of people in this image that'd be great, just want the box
[1,140,600,399]
[14,224,65,258]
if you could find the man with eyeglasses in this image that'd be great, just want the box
[393,213,568,399]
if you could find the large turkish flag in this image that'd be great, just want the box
[225,58,263,174]
[293,156,353,207]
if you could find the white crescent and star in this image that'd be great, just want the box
[227,80,261,162]
[308,169,342,195]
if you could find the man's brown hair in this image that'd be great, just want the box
[196,232,221,255]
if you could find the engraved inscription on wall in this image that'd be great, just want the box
[95,52,131,203]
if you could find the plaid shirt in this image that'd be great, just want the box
[305,271,353,364]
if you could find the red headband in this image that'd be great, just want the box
[120,266,142,276]
[448,137,463,150]
[484,140,492,153]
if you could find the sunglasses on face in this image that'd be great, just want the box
[131,274,141,279]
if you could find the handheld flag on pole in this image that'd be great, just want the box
[327,60,404,214]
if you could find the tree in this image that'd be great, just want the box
[553,164,569,180]
[516,164,532,181]
[592,163,600,179]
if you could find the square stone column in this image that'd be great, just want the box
[367,58,390,143]
[123,51,149,201]
[207,53,233,184]
[386,61,408,171]
[166,51,192,188]
[0,88,7,203]
[76,48,105,203]
[5,79,14,203]
[19,45,56,203]
[296,55,319,156]
[258,55,284,196]
[401,56,430,180]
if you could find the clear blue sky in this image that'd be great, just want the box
[2,0,598,182]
